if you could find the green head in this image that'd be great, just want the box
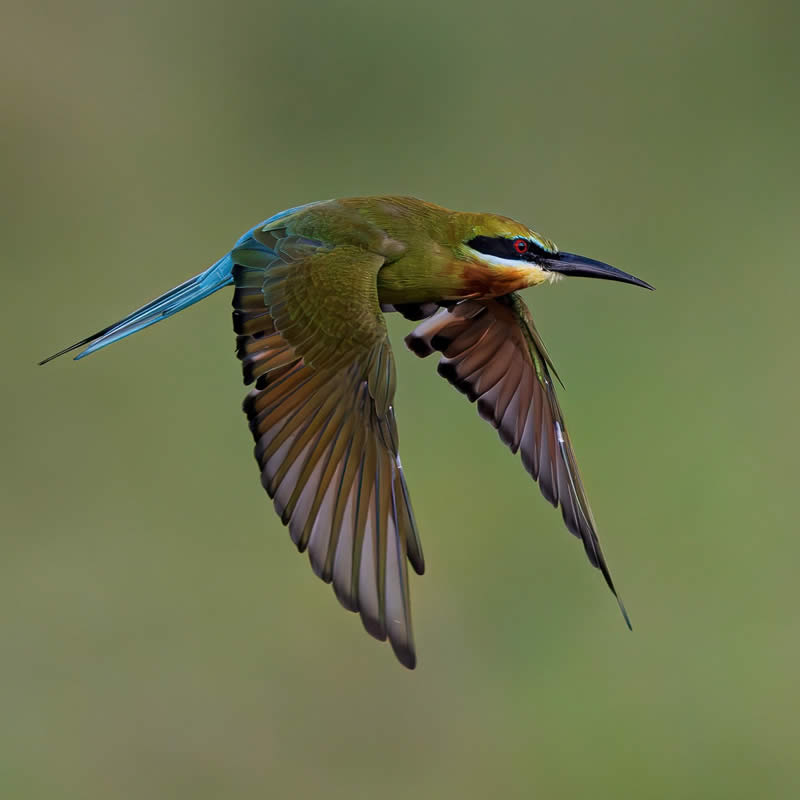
[460,213,653,290]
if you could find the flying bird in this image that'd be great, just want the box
[41,196,652,668]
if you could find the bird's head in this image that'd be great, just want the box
[459,213,653,291]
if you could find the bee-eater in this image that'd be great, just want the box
[41,196,652,669]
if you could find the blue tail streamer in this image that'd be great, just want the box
[39,254,234,364]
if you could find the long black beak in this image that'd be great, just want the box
[542,252,654,290]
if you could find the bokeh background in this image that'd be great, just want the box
[3,0,799,797]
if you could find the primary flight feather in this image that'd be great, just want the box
[41,195,652,668]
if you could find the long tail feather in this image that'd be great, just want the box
[39,255,234,364]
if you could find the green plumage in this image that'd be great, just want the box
[40,195,651,668]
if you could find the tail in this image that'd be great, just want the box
[39,254,234,364]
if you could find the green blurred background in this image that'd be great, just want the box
[3,0,799,797]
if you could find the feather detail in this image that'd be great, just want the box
[405,293,629,629]
[230,231,423,667]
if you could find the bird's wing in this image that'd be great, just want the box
[231,228,423,668]
[405,293,629,626]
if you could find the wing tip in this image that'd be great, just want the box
[617,595,633,631]
[391,641,417,670]
[599,560,633,631]
[361,612,389,643]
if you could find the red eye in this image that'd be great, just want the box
[513,238,529,254]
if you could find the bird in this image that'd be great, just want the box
[40,195,652,669]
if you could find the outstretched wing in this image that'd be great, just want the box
[406,293,629,627]
[232,227,424,668]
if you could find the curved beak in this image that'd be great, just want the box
[542,252,654,290]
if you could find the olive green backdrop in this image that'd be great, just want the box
[3,0,798,797]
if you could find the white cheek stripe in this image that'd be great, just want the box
[464,247,535,269]
[465,246,558,282]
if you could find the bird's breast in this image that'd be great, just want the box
[459,262,538,298]
[377,255,536,305]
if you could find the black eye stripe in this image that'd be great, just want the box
[467,235,547,261]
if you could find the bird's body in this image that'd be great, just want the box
[278,196,549,303]
[41,196,652,669]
